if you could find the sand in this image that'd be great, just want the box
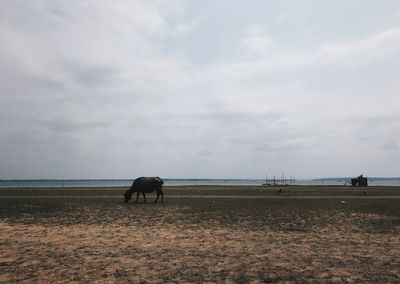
[1,185,400,283]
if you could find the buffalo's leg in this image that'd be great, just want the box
[142,192,147,203]
[154,192,160,203]
[135,192,140,203]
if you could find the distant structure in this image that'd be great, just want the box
[351,175,368,187]
[262,173,295,186]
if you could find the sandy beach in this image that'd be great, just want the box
[1,185,400,283]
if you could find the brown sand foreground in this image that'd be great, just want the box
[1,186,400,283]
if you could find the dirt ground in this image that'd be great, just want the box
[1,186,400,283]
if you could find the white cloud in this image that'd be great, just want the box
[242,24,273,55]
[313,27,400,66]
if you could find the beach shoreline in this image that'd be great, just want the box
[1,185,400,282]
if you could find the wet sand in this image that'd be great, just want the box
[1,185,400,283]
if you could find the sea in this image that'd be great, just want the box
[0,177,400,188]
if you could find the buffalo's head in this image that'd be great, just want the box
[123,190,132,203]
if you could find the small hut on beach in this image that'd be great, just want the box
[351,175,368,187]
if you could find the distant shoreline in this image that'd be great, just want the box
[1,177,400,188]
[1,185,400,191]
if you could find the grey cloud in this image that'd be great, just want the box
[38,118,109,133]
[252,142,308,153]
[346,114,400,126]
[65,62,120,88]
[187,110,286,126]
[381,142,398,151]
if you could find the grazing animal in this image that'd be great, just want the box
[123,177,164,203]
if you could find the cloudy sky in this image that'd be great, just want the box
[1,0,399,179]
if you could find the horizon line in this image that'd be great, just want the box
[1,176,400,181]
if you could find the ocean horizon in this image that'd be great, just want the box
[1,177,400,188]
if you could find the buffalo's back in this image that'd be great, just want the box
[133,177,163,193]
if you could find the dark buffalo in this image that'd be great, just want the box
[123,177,164,203]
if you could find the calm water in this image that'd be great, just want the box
[0,177,400,188]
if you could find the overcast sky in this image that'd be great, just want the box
[1,0,399,179]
